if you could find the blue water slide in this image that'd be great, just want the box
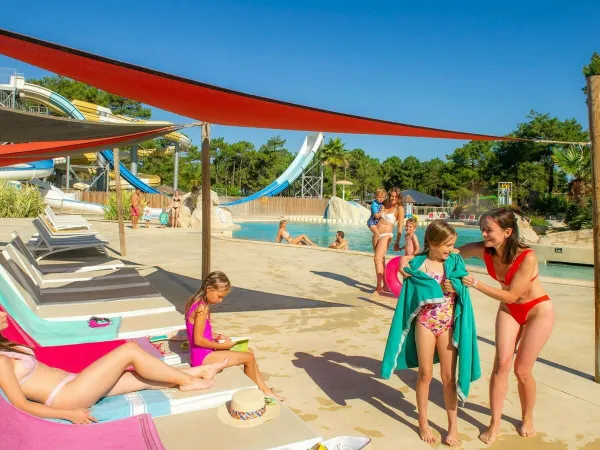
[221,133,323,207]
[43,91,159,194]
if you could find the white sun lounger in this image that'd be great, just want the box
[0,263,185,336]
[0,253,174,321]
[44,205,91,230]
[1,250,166,303]
[28,218,108,260]
[38,215,99,236]
[11,232,125,273]
[5,244,140,288]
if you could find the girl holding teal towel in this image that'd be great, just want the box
[382,220,481,447]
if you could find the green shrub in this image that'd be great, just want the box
[565,197,593,230]
[529,193,569,214]
[528,216,547,227]
[104,191,133,221]
[0,181,45,218]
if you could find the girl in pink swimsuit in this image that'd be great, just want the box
[185,271,284,401]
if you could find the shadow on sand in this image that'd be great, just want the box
[291,351,520,439]
[146,267,350,314]
[311,271,375,293]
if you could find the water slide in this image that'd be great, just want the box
[1,75,190,195]
[221,133,324,207]
[0,160,54,180]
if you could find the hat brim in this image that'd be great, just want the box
[217,400,281,428]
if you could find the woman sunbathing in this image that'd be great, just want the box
[0,327,228,424]
[275,220,316,246]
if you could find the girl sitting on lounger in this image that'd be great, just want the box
[275,220,316,246]
[185,271,284,401]
[0,322,228,424]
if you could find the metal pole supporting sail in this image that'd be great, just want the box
[201,123,211,279]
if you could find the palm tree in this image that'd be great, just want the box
[552,145,591,205]
[320,138,348,198]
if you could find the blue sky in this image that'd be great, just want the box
[0,0,598,161]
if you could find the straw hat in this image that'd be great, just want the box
[217,389,280,428]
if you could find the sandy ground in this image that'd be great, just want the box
[2,218,599,449]
[539,229,594,247]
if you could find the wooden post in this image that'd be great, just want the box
[587,75,600,383]
[201,123,211,279]
[113,148,127,257]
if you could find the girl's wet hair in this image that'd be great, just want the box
[479,208,528,265]
[421,220,457,255]
[184,271,231,315]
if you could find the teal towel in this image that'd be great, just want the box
[0,268,120,346]
[381,253,481,401]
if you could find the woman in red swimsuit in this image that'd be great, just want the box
[400,208,554,444]
[459,208,554,444]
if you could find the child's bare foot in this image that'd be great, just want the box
[264,388,284,402]
[444,425,460,447]
[179,378,215,392]
[419,424,437,444]
[479,422,500,445]
[199,357,230,380]
[518,416,536,438]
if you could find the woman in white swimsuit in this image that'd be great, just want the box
[374,187,404,294]
[275,220,317,246]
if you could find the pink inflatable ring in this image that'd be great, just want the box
[385,256,403,297]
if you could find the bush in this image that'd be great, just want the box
[528,215,547,227]
[529,193,569,214]
[104,191,133,221]
[0,181,45,218]
[565,197,593,230]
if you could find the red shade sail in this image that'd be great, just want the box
[0,125,185,168]
[0,29,512,141]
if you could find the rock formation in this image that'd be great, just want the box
[324,197,371,223]
[177,188,234,229]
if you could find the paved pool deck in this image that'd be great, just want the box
[2,218,599,449]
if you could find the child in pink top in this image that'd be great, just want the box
[185,271,284,401]
[400,217,420,256]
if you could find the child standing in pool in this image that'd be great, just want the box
[185,271,283,401]
[400,217,420,256]
[368,188,387,250]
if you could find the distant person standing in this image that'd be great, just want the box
[159,208,170,228]
[131,188,141,229]
[171,190,182,228]
[329,231,349,250]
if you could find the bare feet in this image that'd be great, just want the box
[479,422,500,445]
[419,423,437,444]
[519,416,536,438]
[264,388,284,402]
[444,425,460,447]
[199,357,230,380]
[179,377,215,392]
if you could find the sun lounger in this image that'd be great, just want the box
[28,218,108,260]
[11,231,125,273]
[0,305,187,368]
[439,212,447,220]
[0,252,174,321]
[38,215,100,236]
[0,264,185,346]
[427,212,435,220]
[6,243,139,287]
[154,396,321,450]
[467,214,476,222]
[459,214,467,221]
[2,250,164,302]
[0,390,165,450]
[44,205,91,230]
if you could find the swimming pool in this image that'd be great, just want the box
[232,221,593,281]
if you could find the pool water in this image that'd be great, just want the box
[233,221,593,281]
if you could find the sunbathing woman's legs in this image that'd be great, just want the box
[374,234,390,293]
[291,235,315,246]
[52,342,215,409]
